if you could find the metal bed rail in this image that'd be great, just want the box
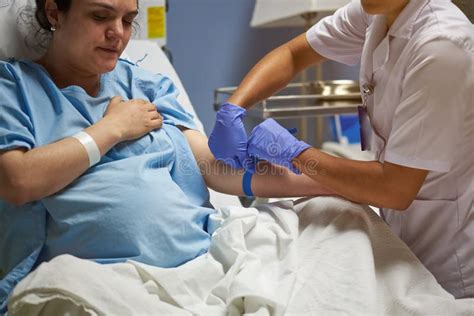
[214,80,362,119]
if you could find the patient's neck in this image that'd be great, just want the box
[36,50,101,97]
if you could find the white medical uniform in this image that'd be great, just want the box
[307,0,473,298]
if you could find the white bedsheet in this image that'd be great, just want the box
[8,197,474,315]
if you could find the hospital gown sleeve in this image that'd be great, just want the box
[306,0,369,65]
[0,63,45,315]
[383,40,470,172]
[132,67,198,131]
[0,62,36,151]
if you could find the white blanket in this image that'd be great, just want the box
[8,197,474,315]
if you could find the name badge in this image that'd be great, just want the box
[358,105,372,151]
[359,83,375,151]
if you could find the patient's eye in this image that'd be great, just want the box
[93,15,107,21]
[123,18,134,26]
[123,13,138,26]
[92,11,109,21]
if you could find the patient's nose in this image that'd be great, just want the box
[106,19,124,40]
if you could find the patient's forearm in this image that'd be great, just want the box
[0,119,121,205]
[200,160,334,198]
[183,129,334,197]
[252,163,335,197]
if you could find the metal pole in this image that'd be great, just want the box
[301,12,325,147]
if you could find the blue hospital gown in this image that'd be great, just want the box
[0,59,216,307]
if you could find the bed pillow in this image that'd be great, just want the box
[0,0,43,60]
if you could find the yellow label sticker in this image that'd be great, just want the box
[147,6,166,39]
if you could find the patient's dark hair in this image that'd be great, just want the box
[22,0,139,53]
[35,0,73,31]
[34,0,140,32]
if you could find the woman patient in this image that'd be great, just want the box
[0,0,331,306]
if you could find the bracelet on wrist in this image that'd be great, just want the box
[72,131,101,167]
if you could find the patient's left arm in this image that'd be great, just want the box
[182,128,334,198]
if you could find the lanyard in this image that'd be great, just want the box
[358,82,387,155]
[362,83,374,109]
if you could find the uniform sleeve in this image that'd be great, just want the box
[384,40,472,172]
[133,69,198,130]
[0,62,36,151]
[306,0,370,65]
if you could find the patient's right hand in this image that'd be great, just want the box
[103,96,163,142]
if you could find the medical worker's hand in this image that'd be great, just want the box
[208,102,254,171]
[103,96,163,142]
[248,119,311,174]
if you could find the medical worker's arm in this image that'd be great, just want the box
[248,117,429,210]
[208,34,325,168]
[248,119,428,210]
[294,149,428,210]
[228,34,326,109]
[246,119,424,209]
[209,2,367,169]
[297,40,469,210]
[0,97,162,205]
[183,128,334,197]
[247,118,428,210]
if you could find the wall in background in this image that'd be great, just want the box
[167,0,359,135]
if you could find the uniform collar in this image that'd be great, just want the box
[361,1,430,82]
[388,0,430,39]
[361,15,389,76]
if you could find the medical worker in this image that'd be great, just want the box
[209,0,473,298]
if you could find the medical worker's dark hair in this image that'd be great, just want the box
[35,0,72,31]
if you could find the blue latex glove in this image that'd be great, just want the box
[248,119,311,174]
[208,103,255,170]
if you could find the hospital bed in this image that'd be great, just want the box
[1,2,473,315]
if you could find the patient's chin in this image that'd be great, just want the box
[96,59,118,74]
[93,52,119,72]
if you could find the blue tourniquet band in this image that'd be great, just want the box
[242,171,254,197]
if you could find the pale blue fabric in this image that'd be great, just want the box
[0,59,215,310]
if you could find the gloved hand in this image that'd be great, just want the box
[248,119,311,174]
[208,102,255,170]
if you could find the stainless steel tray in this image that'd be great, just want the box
[214,80,362,119]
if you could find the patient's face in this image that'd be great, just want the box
[54,0,138,74]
